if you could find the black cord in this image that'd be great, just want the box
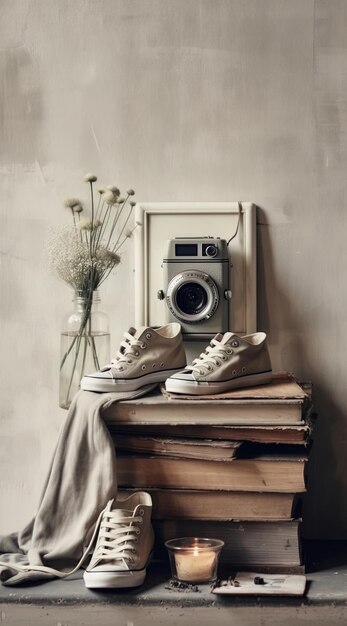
[227,201,242,246]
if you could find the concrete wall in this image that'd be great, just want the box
[0,0,346,538]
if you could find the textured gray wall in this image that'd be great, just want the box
[0,0,346,538]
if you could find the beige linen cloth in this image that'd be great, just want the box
[0,387,155,586]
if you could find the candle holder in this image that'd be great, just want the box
[165,537,224,584]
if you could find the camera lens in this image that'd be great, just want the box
[166,270,220,324]
[175,282,208,315]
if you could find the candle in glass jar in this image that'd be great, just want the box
[174,546,217,582]
[165,537,224,584]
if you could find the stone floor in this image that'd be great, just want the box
[0,541,347,625]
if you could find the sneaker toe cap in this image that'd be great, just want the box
[84,369,112,380]
[168,369,197,382]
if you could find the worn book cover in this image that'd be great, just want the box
[108,413,313,444]
[113,433,241,460]
[116,451,307,492]
[119,488,302,521]
[104,373,308,426]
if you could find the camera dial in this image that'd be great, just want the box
[205,244,218,258]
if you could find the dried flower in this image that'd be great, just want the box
[103,191,118,205]
[49,173,136,409]
[107,251,120,264]
[64,197,81,208]
[107,185,120,197]
[48,227,121,292]
[97,248,120,265]
[135,220,142,226]
[80,219,94,231]
[79,219,102,231]
[84,173,97,183]
[51,173,136,292]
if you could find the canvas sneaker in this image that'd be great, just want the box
[0,493,154,587]
[165,331,272,395]
[80,322,186,393]
[83,492,154,589]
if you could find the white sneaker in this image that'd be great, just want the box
[165,331,272,395]
[83,492,154,589]
[81,323,186,393]
[0,494,154,588]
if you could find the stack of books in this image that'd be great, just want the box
[103,373,314,572]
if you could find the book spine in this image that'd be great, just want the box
[109,425,309,445]
[154,520,302,567]
[108,400,303,425]
[117,456,307,492]
[119,489,301,521]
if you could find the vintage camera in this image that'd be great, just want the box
[158,237,232,339]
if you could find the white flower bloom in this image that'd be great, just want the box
[80,219,102,231]
[97,188,106,195]
[124,229,133,238]
[74,205,83,213]
[64,197,81,208]
[107,185,120,197]
[47,227,92,289]
[103,191,118,205]
[129,200,136,207]
[47,227,122,292]
[126,188,135,196]
[84,173,97,183]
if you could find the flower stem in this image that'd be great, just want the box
[60,332,79,370]
[90,181,94,259]
[106,196,128,249]
[80,332,88,383]
[63,292,93,405]
[113,204,133,250]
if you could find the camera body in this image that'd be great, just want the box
[159,237,232,339]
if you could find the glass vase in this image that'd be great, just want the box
[59,290,110,409]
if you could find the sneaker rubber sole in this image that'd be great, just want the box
[165,371,273,395]
[83,567,147,589]
[81,368,186,393]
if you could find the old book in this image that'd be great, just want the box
[103,373,308,426]
[113,434,241,460]
[162,372,306,402]
[116,449,307,492]
[108,420,312,445]
[154,519,302,567]
[119,489,302,521]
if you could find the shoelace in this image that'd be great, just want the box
[107,331,145,376]
[92,510,142,568]
[0,501,113,579]
[188,337,233,376]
